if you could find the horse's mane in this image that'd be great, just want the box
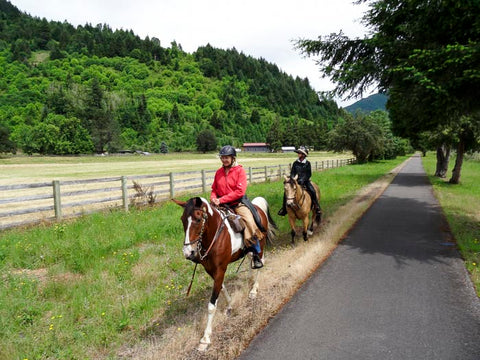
[285,176,296,185]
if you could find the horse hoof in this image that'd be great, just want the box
[197,343,209,352]
[248,291,257,300]
[307,230,313,236]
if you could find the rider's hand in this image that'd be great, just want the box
[212,197,220,206]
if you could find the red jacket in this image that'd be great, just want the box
[211,165,247,206]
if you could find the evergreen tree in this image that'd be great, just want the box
[0,125,16,153]
[160,141,168,154]
[196,129,217,153]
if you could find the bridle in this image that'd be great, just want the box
[183,208,208,247]
[183,203,227,296]
[285,179,306,209]
[184,205,226,261]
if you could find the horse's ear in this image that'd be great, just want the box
[172,198,186,208]
[284,174,289,181]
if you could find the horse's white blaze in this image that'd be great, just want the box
[182,216,194,259]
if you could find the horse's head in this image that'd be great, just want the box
[172,197,212,262]
[283,174,299,207]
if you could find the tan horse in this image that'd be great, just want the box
[283,174,321,243]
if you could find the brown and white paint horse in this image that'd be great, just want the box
[173,196,276,351]
[283,174,321,243]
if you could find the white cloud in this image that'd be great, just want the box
[9,0,372,106]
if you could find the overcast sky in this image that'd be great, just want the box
[9,0,372,106]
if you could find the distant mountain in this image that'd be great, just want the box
[344,93,388,113]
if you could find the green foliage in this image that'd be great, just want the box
[196,128,217,153]
[327,110,406,163]
[0,124,15,153]
[0,0,345,155]
[296,0,480,179]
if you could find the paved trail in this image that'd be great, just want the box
[239,155,480,360]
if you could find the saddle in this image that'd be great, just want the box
[219,207,245,233]
[240,195,266,233]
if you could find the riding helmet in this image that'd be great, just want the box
[219,145,236,157]
[294,146,309,157]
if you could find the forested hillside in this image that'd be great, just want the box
[344,93,388,114]
[0,0,343,154]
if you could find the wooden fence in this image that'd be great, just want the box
[0,158,355,230]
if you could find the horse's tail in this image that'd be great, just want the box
[252,197,278,246]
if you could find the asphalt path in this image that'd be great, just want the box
[238,155,480,360]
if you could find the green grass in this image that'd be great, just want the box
[0,156,408,359]
[422,153,480,296]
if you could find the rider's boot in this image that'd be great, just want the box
[250,236,263,269]
[307,183,322,217]
[252,252,263,269]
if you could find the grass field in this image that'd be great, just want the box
[0,153,407,359]
[421,153,480,296]
[0,151,353,184]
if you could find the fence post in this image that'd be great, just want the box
[265,166,268,182]
[278,164,282,179]
[170,172,175,198]
[337,159,339,168]
[121,176,129,211]
[53,180,62,220]
[248,167,253,183]
[201,170,207,193]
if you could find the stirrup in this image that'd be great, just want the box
[252,254,263,269]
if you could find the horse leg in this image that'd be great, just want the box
[303,217,309,241]
[290,229,296,244]
[198,274,224,351]
[248,255,262,299]
[248,248,265,300]
[308,212,315,235]
[288,215,296,244]
[316,209,322,224]
[221,283,232,316]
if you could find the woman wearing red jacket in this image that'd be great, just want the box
[211,145,263,268]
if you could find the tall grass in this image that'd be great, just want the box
[0,156,408,359]
[422,153,480,296]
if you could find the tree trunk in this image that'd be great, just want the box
[449,137,465,184]
[435,144,450,178]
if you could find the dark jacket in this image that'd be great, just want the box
[291,159,312,185]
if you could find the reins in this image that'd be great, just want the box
[185,204,227,296]
[285,180,307,211]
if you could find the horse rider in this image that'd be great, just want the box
[210,145,264,269]
[278,146,322,218]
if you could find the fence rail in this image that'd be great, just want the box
[0,158,355,230]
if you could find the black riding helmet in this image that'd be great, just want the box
[219,145,236,157]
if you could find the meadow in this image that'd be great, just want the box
[0,151,353,184]
[1,153,478,359]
